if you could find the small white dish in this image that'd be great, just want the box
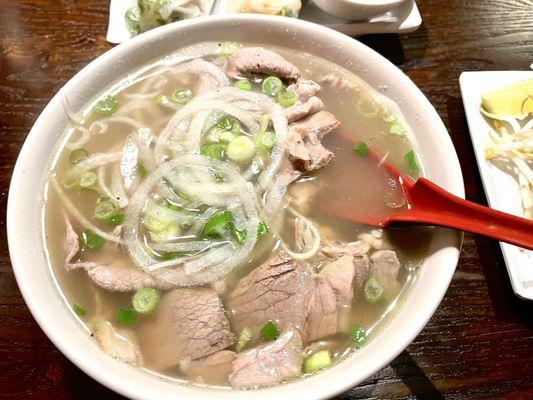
[460,71,533,300]
[299,0,421,36]
[313,0,405,20]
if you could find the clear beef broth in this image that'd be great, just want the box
[42,42,432,388]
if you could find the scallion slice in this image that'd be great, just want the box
[276,90,297,108]
[350,325,368,348]
[235,327,253,352]
[73,304,86,317]
[79,171,97,188]
[117,308,136,325]
[262,76,284,97]
[257,131,275,153]
[227,136,255,164]
[172,88,192,105]
[260,321,279,341]
[304,350,333,373]
[94,95,118,115]
[201,143,227,160]
[363,276,384,303]
[132,287,160,314]
[107,214,125,226]
[69,148,88,164]
[405,150,420,174]
[137,163,147,178]
[235,79,252,91]
[94,199,117,221]
[79,229,105,251]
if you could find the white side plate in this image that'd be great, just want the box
[459,71,533,300]
[108,0,421,44]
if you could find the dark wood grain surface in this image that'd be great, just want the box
[1,1,532,398]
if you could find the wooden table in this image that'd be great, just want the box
[1,1,532,398]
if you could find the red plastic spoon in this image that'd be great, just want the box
[323,139,533,250]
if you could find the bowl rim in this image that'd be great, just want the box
[8,14,463,400]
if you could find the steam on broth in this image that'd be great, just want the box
[43,42,431,389]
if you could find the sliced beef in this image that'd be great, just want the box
[353,254,370,290]
[304,276,338,342]
[321,240,370,259]
[370,250,401,291]
[287,79,321,102]
[70,263,173,292]
[140,287,235,370]
[228,258,313,339]
[285,96,325,123]
[229,329,303,389]
[65,219,80,265]
[287,111,340,172]
[228,47,300,82]
[180,350,236,383]
[320,255,356,306]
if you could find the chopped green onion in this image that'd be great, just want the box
[262,76,284,96]
[220,42,241,56]
[69,148,88,164]
[260,321,279,341]
[94,95,118,115]
[107,214,125,226]
[94,199,117,221]
[227,136,255,164]
[257,131,275,153]
[276,90,297,108]
[202,211,233,238]
[257,220,269,236]
[201,143,227,160]
[235,79,252,91]
[172,88,192,105]
[161,251,178,260]
[304,350,333,373]
[166,202,181,212]
[350,325,368,348]
[79,229,105,251]
[117,308,136,325]
[137,163,147,178]
[124,7,141,35]
[155,95,170,105]
[73,304,86,317]
[405,150,420,174]
[235,327,253,352]
[230,220,268,243]
[231,224,247,243]
[354,142,369,156]
[363,276,384,303]
[62,177,80,190]
[79,171,97,188]
[213,173,225,182]
[132,287,160,314]
[278,6,295,17]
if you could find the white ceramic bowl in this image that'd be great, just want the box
[313,0,406,20]
[8,14,462,400]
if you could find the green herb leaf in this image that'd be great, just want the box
[350,325,367,348]
[107,214,125,226]
[137,163,147,178]
[354,142,369,156]
[202,211,233,238]
[79,229,105,251]
[260,320,279,341]
[94,95,118,115]
[405,150,420,174]
[117,308,136,325]
[73,304,86,317]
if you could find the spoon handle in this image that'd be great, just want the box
[393,178,533,250]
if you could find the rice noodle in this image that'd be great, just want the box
[279,207,321,260]
[123,154,260,286]
[67,152,122,178]
[111,168,129,208]
[51,178,125,243]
